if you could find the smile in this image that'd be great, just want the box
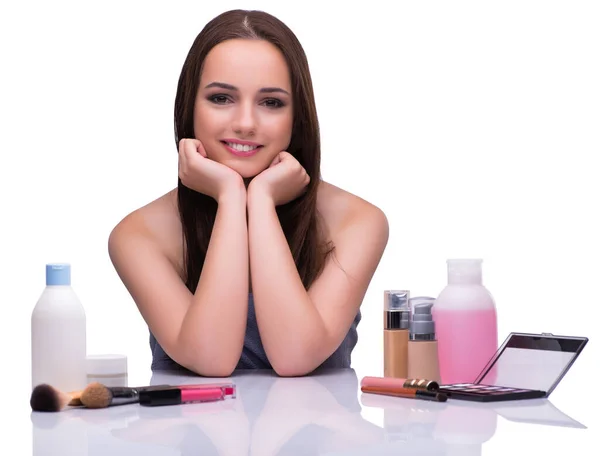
[222,141,262,157]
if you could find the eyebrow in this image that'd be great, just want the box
[204,81,290,95]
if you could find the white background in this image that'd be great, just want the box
[1,0,598,453]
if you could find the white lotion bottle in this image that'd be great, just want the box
[31,263,87,392]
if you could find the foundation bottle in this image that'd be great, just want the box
[383,290,410,378]
[407,297,441,382]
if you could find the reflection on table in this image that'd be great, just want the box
[359,389,585,456]
[30,368,586,455]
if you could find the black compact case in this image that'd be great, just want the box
[439,332,588,402]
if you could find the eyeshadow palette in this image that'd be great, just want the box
[437,332,588,403]
[439,383,546,402]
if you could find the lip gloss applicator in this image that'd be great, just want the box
[139,384,236,407]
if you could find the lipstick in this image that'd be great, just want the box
[139,384,236,407]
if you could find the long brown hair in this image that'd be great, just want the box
[174,9,332,293]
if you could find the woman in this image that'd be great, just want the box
[109,9,389,377]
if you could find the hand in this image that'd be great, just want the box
[248,152,310,206]
[178,139,244,201]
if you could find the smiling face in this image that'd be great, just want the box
[193,38,294,178]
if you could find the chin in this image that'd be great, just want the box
[222,160,266,179]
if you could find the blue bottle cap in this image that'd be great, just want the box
[46,263,71,286]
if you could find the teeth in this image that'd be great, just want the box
[226,142,259,152]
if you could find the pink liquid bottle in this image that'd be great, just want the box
[432,259,498,385]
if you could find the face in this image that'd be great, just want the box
[194,38,294,178]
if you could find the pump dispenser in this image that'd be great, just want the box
[383,290,410,378]
[408,297,441,382]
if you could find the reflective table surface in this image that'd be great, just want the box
[30,368,595,455]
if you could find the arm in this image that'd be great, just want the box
[247,189,389,376]
[109,185,248,377]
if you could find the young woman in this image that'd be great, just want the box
[108,9,389,377]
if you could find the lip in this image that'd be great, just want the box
[221,139,263,157]
[221,138,262,146]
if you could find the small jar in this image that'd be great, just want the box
[86,354,128,387]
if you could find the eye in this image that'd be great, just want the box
[208,94,231,104]
[262,98,285,108]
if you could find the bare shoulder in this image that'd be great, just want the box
[108,189,184,276]
[317,180,389,242]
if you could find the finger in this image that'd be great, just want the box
[181,139,197,176]
[196,140,208,158]
[178,139,187,161]
[279,152,301,170]
[178,153,185,180]
[268,154,281,167]
[178,139,187,160]
[178,146,187,179]
[184,138,200,162]
[277,151,293,162]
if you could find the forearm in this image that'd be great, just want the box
[247,192,328,376]
[178,186,249,376]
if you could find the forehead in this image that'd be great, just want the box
[200,39,291,90]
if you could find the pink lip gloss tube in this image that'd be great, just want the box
[177,383,236,398]
[139,384,236,407]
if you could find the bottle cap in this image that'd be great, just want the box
[86,354,128,377]
[447,259,483,284]
[46,263,71,286]
[384,290,410,330]
[409,296,436,340]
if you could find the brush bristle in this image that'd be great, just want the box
[30,384,72,412]
[81,382,113,408]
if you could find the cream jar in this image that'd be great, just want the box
[86,354,128,387]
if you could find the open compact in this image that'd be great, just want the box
[439,332,588,402]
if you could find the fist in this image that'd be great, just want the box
[248,152,310,206]
[178,139,243,201]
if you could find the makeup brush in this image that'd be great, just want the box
[362,385,448,402]
[30,384,83,412]
[80,383,170,409]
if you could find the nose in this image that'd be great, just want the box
[231,100,257,137]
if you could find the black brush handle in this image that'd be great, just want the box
[109,385,170,405]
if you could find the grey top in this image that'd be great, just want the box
[150,293,361,372]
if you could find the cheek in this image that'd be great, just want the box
[263,112,293,147]
[193,106,226,157]
[194,105,217,136]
